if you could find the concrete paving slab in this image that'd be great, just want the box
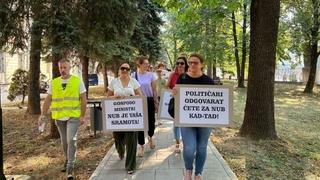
[90,120,237,180]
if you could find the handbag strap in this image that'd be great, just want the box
[135,71,138,81]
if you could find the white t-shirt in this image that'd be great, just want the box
[48,76,86,95]
[108,77,140,96]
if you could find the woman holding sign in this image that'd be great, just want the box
[107,63,142,174]
[133,56,159,157]
[166,56,188,153]
[174,53,217,180]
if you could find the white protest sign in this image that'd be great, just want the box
[101,96,148,132]
[175,85,233,127]
[158,89,174,120]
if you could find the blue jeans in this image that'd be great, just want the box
[181,127,212,176]
[173,127,181,140]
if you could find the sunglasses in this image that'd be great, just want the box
[176,62,185,66]
[188,61,200,65]
[120,67,131,71]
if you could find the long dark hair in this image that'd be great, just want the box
[116,62,131,77]
[175,56,189,72]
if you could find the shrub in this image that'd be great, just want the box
[7,69,29,104]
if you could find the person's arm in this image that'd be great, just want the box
[166,72,173,89]
[79,92,87,125]
[134,88,142,96]
[172,75,182,97]
[38,94,52,126]
[151,80,159,112]
[106,79,123,98]
[106,89,114,97]
[132,78,142,96]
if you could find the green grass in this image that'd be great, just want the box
[212,81,320,180]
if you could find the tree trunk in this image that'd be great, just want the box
[239,3,248,88]
[303,42,311,68]
[207,60,212,78]
[211,57,216,78]
[80,53,89,97]
[165,48,173,68]
[50,51,61,139]
[21,94,26,105]
[212,63,217,78]
[173,36,177,62]
[239,0,280,140]
[232,12,241,86]
[49,0,63,139]
[204,20,212,78]
[304,0,319,93]
[102,62,109,93]
[27,18,42,114]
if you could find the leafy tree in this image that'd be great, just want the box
[239,0,280,139]
[0,0,27,52]
[281,0,320,93]
[231,0,249,87]
[0,0,44,114]
[27,0,48,114]
[73,0,138,94]
[157,0,241,77]
[131,0,164,62]
[303,0,319,93]
[7,69,29,105]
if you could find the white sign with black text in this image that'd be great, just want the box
[175,85,233,127]
[101,96,148,132]
[158,89,174,120]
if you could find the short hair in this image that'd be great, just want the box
[188,53,204,63]
[157,63,165,69]
[135,56,149,65]
[58,58,70,64]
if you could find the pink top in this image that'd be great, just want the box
[168,72,180,89]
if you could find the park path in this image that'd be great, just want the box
[89,120,237,180]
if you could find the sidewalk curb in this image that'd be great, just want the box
[208,142,238,179]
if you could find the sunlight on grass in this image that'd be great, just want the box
[17,155,54,170]
[212,81,320,179]
[88,85,106,98]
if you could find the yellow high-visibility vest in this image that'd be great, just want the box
[51,75,81,120]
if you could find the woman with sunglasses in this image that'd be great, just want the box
[107,63,142,174]
[133,56,159,157]
[166,56,189,153]
[174,53,217,180]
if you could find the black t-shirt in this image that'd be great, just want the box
[176,73,215,85]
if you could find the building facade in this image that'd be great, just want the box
[0,51,52,84]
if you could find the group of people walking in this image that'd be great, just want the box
[38,53,218,180]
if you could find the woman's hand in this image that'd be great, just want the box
[38,115,45,127]
[172,87,177,96]
[154,101,159,113]
[114,95,125,99]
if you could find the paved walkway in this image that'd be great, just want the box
[89,120,237,180]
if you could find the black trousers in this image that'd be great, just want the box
[113,132,137,171]
[138,97,155,145]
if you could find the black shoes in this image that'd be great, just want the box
[119,153,124,160]
[67,167,74,180]
[61,160,67,172]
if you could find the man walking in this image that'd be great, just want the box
[38,59,87,179]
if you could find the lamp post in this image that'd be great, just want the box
[0,85,6,179]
